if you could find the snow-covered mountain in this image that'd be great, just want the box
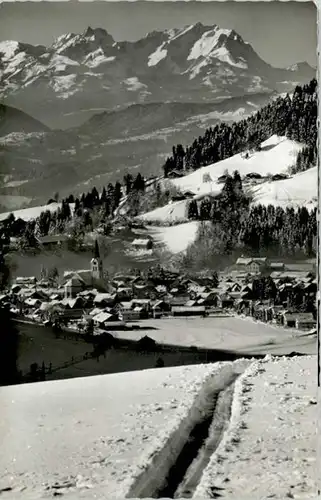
[0,23,315,128]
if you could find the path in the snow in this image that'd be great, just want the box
[174,380,237,499]
[128,372,241,499]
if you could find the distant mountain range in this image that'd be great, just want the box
[0,24,316,211]
[0,23,315,129]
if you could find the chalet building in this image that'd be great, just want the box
[217,293,235,309]
[282,311,316,330]
[61,297,84,310]
[271,173,288,181]
[235,257,270,275]
[37,234,70,248]
[196,291,218,307]
[171,305,206,317]
[131,238,153,251]
[131,299,151,314]
[119,309,141,321]
[64,276,85,299]
[93,293,116,308]
[167,170,185,179]
[152,300,171,318]
[295,313,316,330]
[116,287,133,301]
[244,172,263,181]
[92,311,122,329]
[24,297,42,309]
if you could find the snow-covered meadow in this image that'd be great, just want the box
[137,135,316,237]
[0,356,316,500]
[0,202,75,222]
[171,135,303,194]
[112,316,317,355]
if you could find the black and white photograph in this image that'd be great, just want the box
[0,0,318,498]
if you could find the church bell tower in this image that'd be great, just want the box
[90,239,103,281]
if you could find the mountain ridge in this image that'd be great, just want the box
[0,23,315,128]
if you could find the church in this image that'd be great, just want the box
[63,240,109,299]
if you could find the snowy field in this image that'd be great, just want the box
[0,356,316,500]
[194,355,317,500]
[133,222,200,253]
[251,166,317,210]
[171,135,303,195]
[114,316,317,355]
[147,222,200,253]
[0,362,247,498]
[138,199,188,224]
[0,202,75,222]
[138,135,314,224]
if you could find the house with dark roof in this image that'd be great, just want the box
[64,276,85,299]
[235,257,270,274]
[37,234,70,247]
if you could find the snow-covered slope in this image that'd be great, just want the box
[0,361,247,498]
[171,135,303,194]
[251,166,317,209]
[195,355,317,500]
[0,356,316,500]
[138,199,188,223]
[138,221,200,254]
[0,202,75,222]
[137,135,315,225]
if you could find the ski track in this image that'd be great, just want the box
[126,364,248,498]
[0,357,316,500]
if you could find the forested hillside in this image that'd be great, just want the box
[178,168,317,271]
[163,79,317,177]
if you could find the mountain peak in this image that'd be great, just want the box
[83,26,115,45]
[288,61,314,71]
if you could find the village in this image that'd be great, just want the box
[2,239,317,340]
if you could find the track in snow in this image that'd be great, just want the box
[131,373,239,499]
[173,380,237,499]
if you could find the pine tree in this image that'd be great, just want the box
[187,199,199,220]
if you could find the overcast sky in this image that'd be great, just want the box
[0,1,317,68]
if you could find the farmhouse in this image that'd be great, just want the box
[64,276,85,299]
[92,311,121,329]
[236,257,270,274]
[295,313,316,330]
[167,170,185,179]
[131,238,153,250]
[244,172,263,180]
[37,234,69,247]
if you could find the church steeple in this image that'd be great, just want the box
[94,239,100,259]
[91,239,103,281]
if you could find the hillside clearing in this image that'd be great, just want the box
[0,202,76,222]
[251,166,317,209]
[171,135,303,195]
[143,222,200,253]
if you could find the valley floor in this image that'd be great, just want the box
[0,356,317,500]
[115,315,317,355]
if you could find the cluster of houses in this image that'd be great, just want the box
[0,248,317,334]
